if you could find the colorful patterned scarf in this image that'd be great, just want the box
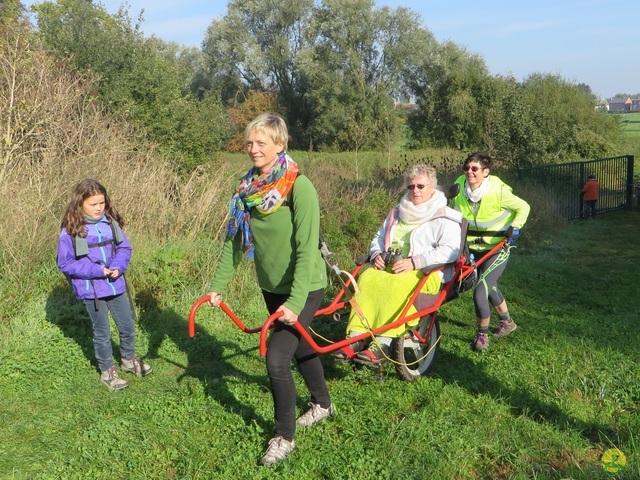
[226,153,299,258]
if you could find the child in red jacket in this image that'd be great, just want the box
[581,174,599,219]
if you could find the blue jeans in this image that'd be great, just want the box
[585,200,597,219]
[82,293,136,371]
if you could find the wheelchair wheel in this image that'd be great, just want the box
[392,315,440,381]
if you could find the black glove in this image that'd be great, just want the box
[506,226,520,244]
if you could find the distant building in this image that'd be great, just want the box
[607,97,640,112]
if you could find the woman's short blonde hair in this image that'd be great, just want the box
[244,113,289,151]
[403,164,437,187]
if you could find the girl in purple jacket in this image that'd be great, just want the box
[57,179,151,390]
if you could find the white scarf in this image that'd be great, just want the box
[465,176,491,203]
[398,189,447,225]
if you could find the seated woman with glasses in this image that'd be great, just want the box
[333,164,463,365]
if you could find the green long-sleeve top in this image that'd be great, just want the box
[210,174,327,315]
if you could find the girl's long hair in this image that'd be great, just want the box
[61,179,124,237]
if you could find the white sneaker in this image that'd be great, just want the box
[259,436,295,466]
[296,402,335,427]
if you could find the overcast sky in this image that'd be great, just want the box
[22,0,640,99]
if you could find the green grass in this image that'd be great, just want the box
[619,112,640,139]
[617,112,640,166]
[2,211,640,479]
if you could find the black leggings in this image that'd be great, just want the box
[262,288,330,442]
[472,248,510,319]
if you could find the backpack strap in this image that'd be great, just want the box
[73,216,124,259]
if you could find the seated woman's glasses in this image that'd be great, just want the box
[407,184,425,190]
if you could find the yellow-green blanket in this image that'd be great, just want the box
[346,267,441,338]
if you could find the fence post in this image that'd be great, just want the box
[579,162,585,219]
[626,155,635,209]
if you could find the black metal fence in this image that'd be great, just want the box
[518,155,635,220]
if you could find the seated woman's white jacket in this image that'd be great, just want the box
[369,205,463,283]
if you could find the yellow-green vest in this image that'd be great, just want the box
[452,176,516,251]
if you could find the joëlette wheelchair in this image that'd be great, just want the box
[188,185,509,381]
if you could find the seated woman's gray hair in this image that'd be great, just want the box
[404,164,437,187]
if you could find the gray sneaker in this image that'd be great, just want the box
[121,356,152,376]
[100,365,129,390]
[496,320,517,337]
[296,402,335,427]
[259,436,295,466]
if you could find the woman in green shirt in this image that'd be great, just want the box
[206,113,332,467]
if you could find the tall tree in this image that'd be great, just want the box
[203,0,430,151]
[406,40,493,150]
[519,73,619,163]
[300,0,426,151]
[576,82,592,96]
[33,0,230,170]
[202,0,313,140]
[1,0,26,22]
[482,75,545,165]
[484,74,620,167]
[33,0,143,109]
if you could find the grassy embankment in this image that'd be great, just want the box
[1,148,639,478]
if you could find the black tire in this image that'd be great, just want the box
[392,315,440,381]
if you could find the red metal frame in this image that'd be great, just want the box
[188,240,508,357]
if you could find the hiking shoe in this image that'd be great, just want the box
[332,340,365,363]
[100,365,129,390]
[259,436,295,466]
[120,356,152,376]
[296,402,335,428]
[473,333,489,351]
[353,341,390,366]
[496,320,517,337]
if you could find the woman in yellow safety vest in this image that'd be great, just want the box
[451,152,530,352]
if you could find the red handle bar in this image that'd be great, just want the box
[188,295,280,338]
